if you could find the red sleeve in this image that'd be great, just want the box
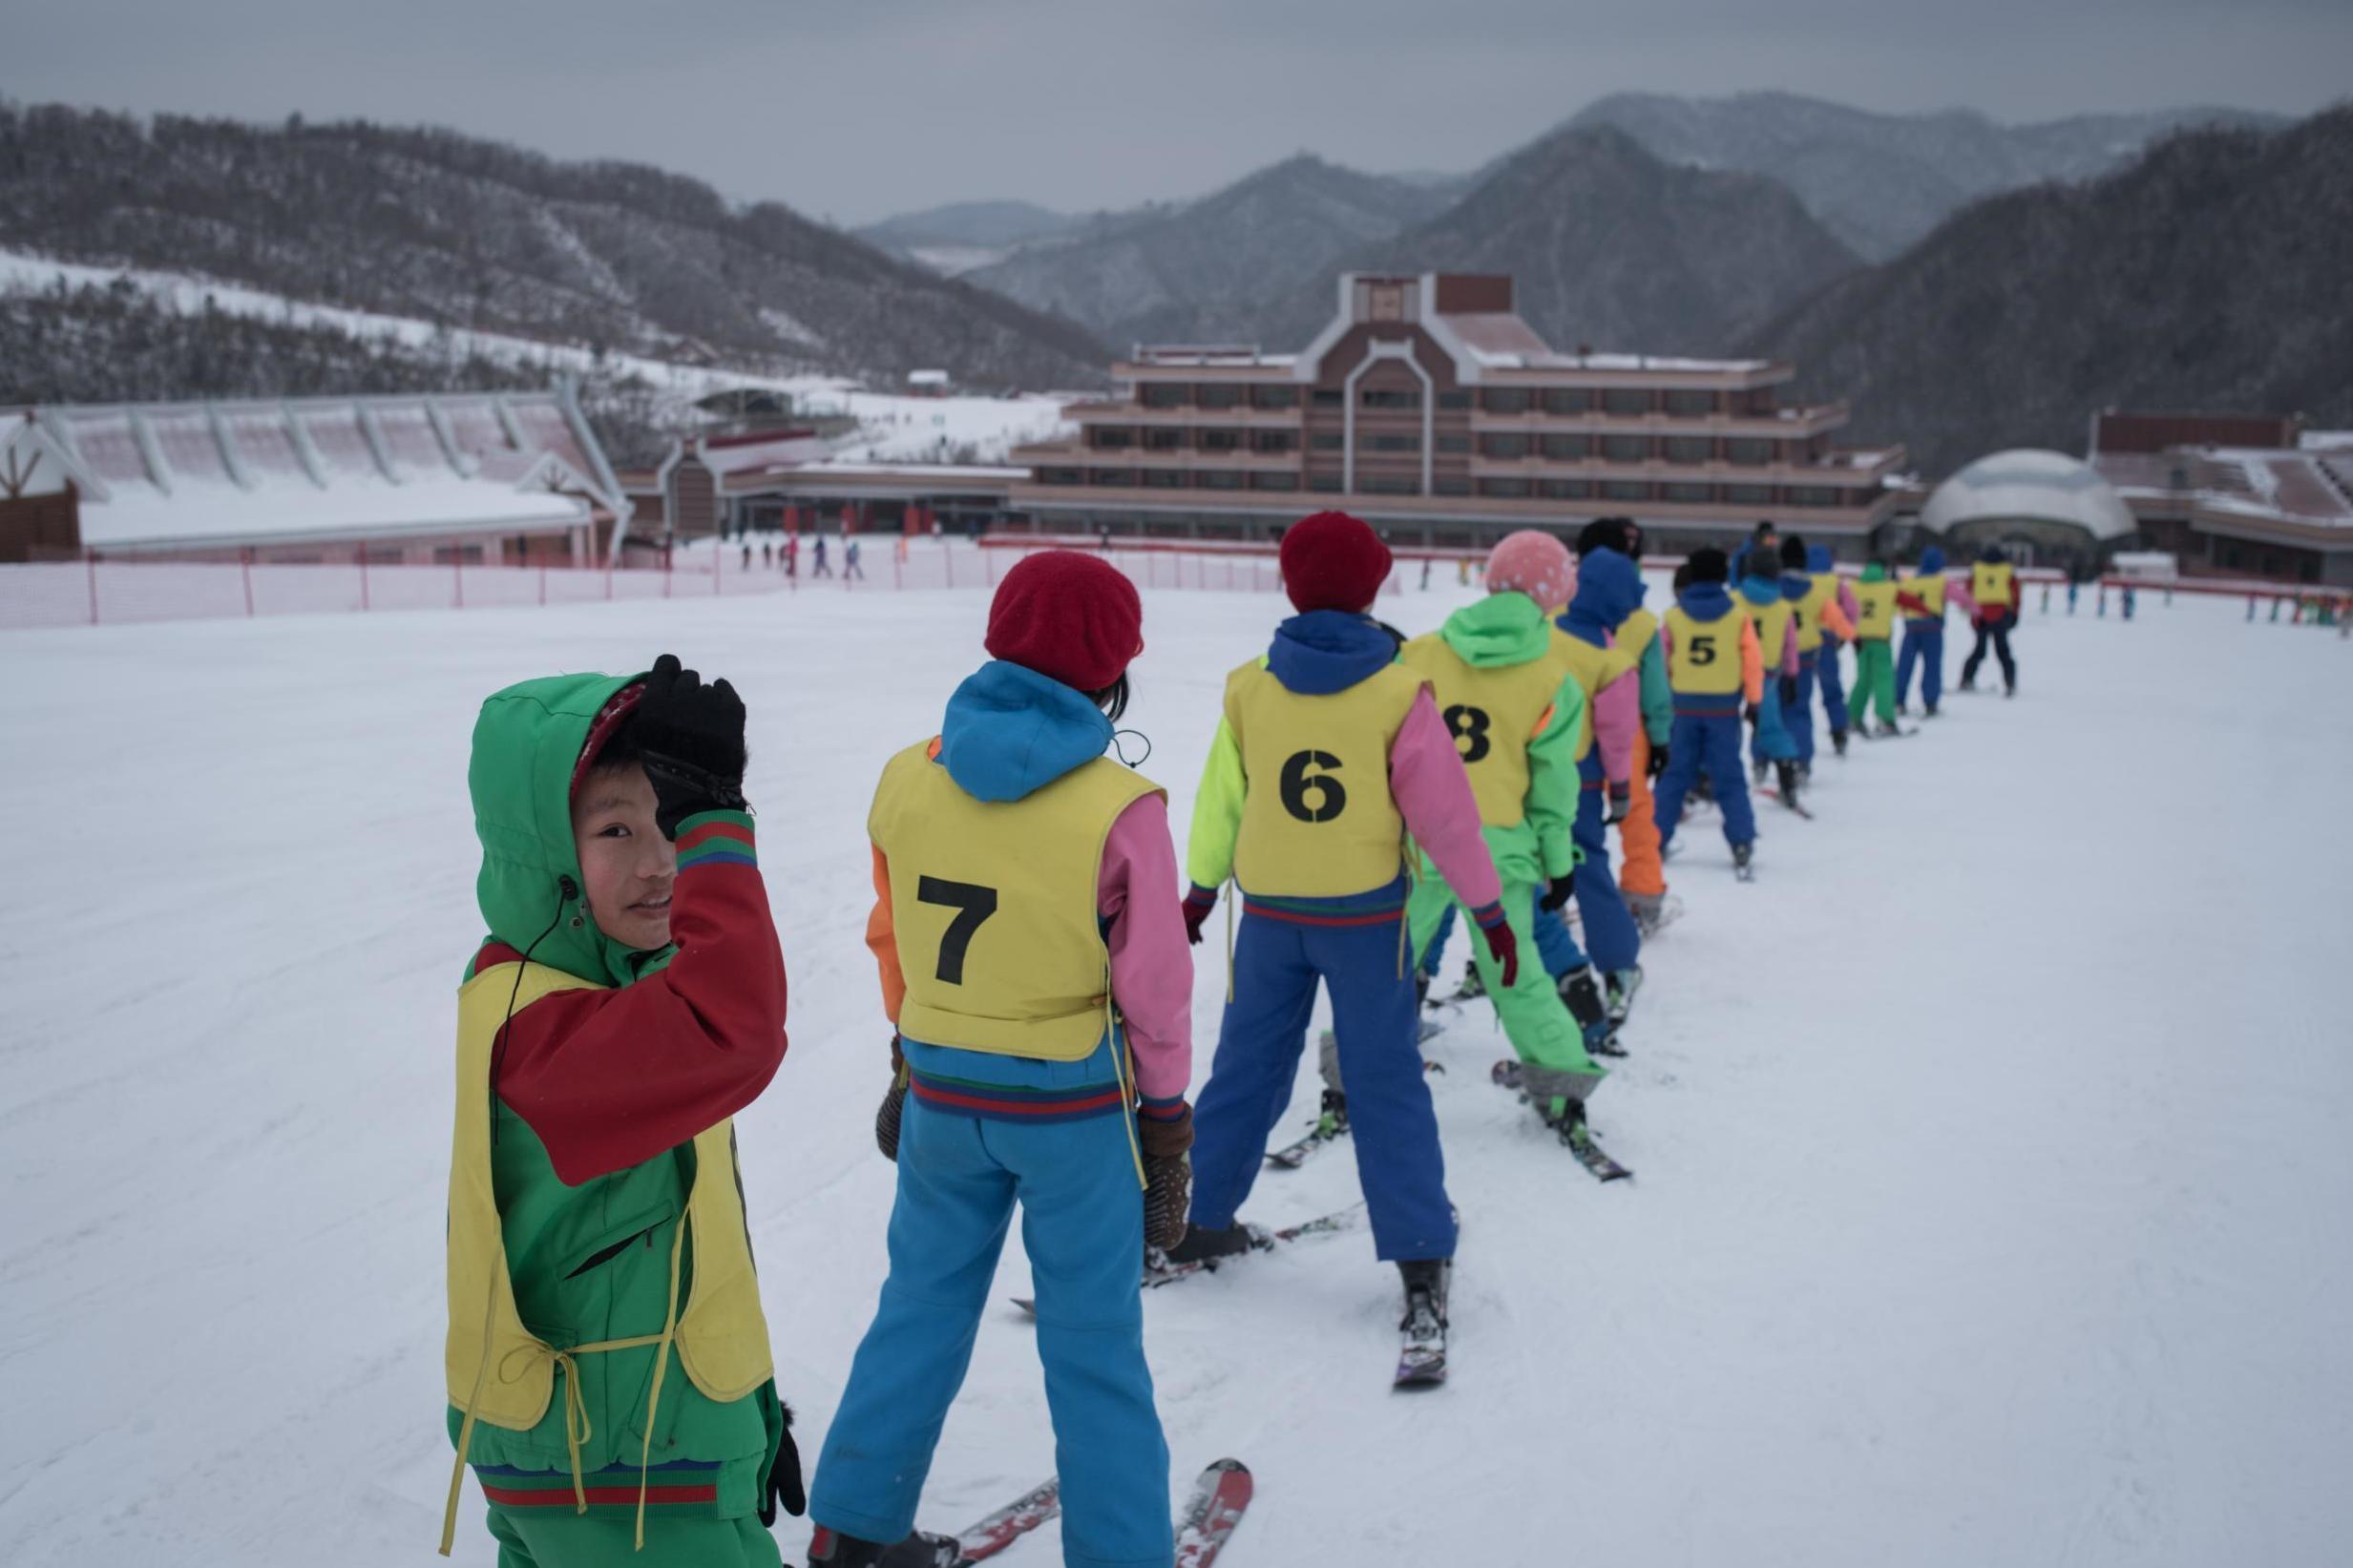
[494,824,788,1186]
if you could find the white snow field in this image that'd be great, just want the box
[1,578,2347,1568]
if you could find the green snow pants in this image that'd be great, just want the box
[1853,638,1898,727]
[484,1495,783,1568]
[1406,873,1607,1114]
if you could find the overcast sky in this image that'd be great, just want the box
[10,0,2346,225]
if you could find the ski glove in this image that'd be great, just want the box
[634,653,749,839]
[875,1036,908,1161]
[1181,884,1218,947]
[1647,742,1670,779]
[1779,674,1799,706]
[1605,784,1631,826]
[1472,904,1519,990]
[756,1402,807,1525]
[1139,1102,1193,1252]
[1540,873,1576,911]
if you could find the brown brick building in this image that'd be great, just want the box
[1008,272,1905,554]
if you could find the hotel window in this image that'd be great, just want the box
[1362,474,1421,494]
[1090,427,1134,450]
[1478,477,1530,498]
[1250,472,1299,491]
[1602,388,1650,416]
[1481,388,1531,415]
[1089,470,1138,488]
[1141,384,1187,409]
[1361,387,1421,410]
[1311,432,1344,451]
[1602,481,1650,501]
[1199,429,1243,452]
[1543,387,1591,415]
[1438,390,1474,410]
[1602,435,1649,463]
[1663,389,1716,416]
[1434,476,1472,495]
[1198,385,1241,410]
[1041,468,1083,486]
[1251,430,1296,453]
[1197,470,1245,490]
[1722,484,1774,505]
[1541,434,1588,461]
[1368,433,1421,452]
[1664,437,1712,465]
[1481,433,1529,459]
[1792,486,1843,508]
[1308,474,1344,492]
[1312,389,1344,408]
[1542,479,1592,500]
[1726,437,1774,466]
[1250,385,1299,409]
[1662,482,1712,503]
[1437,433,1473,454]
[1142,470,1186,489]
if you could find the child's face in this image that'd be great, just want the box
[570,763,677,951]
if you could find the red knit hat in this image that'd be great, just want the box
[985,550,1145,692]
[1279,511,1394,613]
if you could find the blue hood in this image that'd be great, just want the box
[1562,547,1641,645]
[1919,546,1946,574]
[1677,581,1736,619]
[1738,572,1783,607]
[937,660,1112,804]
[1268,610,1398,696]
[1779,570,1814,600]
[1806,545,1833,573]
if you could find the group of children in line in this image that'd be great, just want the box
[440,511,2024,1568]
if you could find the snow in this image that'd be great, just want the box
[2,581,2348,1567]
[80,473,586,550]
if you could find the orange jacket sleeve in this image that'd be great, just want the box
[1740,618,1764,704]
[866,843,906,1028]
[1821,599,1856,640]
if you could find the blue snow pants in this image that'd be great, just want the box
[1419,901,1455,980]
[1818,641,1851,734]
[1897,619,1944,708]
[1189,882,1456,1263]
[1655,709,1758,850]
[1787,651,1820,765]
[811,1038,1172,1568]
[1572,754,1642,973]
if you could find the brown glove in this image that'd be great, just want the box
[1140,1103,1193,1252]
[875,1035,908,1161]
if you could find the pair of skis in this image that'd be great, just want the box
[921,1459,1250,1566]
[1491,1060,1634,1182]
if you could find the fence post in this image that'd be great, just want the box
[85,547,98,626]
[359,550,369,613]
[663,545,673,600]
[241,548,256,617]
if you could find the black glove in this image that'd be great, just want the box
[1605,785,1631,826]
[1647,742,1670,779]
[1779,675,1799,706]
[1540,873,1576,911]
[875,1037,908,1160]
[757,1401,807,1524]
[634,653,748,839]
[1744,701,1761,726]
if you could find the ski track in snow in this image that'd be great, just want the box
[0,582,2346,1566]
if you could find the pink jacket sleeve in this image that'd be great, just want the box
[1097,791,1192,1103]
[1390,688,1503,912]
[1780,623,1801,678]
[1592,669,1640,788]
[1837,581,1859,626]
[1950,579,1981,619]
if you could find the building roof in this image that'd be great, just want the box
[2086,412,2353,543]
[1922,449,2138,542]
[5,388,625,552]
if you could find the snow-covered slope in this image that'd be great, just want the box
[1,583,2346,1566]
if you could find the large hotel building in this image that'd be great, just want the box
[1009,272,1904,553]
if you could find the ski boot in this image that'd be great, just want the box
[1958,676,1977,693]
[1604,965,1643,1028]
[2005,681,2017,700]
[1775,759,1802,809]
[1455,959,1486,1003]
[1313,1087,1350,1139]
[1163,1222,1255,1266]
[1732,841,1755,882]
[1831,726,1849,757]
[1752,757,1769,786]
[1924,700,1940,718]
[1796,759,1813,784]
[1399,1257,1450,1323]
[1626,890,1664,936]
[809,1529,960,1568]
[1895,701,1910,718]
[1559,965,1623,1057]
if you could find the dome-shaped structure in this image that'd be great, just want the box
[1921,449,2137,554]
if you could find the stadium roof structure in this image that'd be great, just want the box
[1922,449,2138,544]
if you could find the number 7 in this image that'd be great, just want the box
[916,876,998,985]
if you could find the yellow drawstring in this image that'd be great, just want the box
[1106,981,1146,1190]
[440,1218,687,1555]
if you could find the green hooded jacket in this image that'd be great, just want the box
[450,672,783,1512]
[1427,594,1587,886]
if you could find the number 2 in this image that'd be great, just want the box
[916,875,998,985]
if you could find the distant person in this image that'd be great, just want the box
[1777,535,1856,776]
[1807,543,1861,754]
[442,657,800,1564]
[743,540,754,572]
[1738,545,1804,807]
[1652,547,1766,878]
[784,534,800,580]
[1895,546,1952,717]
[1574,518,1672,937]
[1554,544,1648,1028]
[1960,544,2021,696]
[763,539,774,569]
[813,535,832,578]
[1847,558,1906,737]
[844,538,864,580]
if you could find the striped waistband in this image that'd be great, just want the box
[478,1457,722,1513]
[909,1068,1127,1123]
[1240,897,1404,927]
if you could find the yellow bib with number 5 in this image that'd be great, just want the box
[1664,605,1746,695]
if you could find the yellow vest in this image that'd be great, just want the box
[1750,598,1796,668]
[1618,606,1660,661]
[1554,637,1636,761]
[1397,629,1576,829]
[1906,572,1947,618]
[443,963,773,1547]
[870,742,1159,1061]
[1792,574,1838,653]
[1663,604,1746,694]
[1972,561,2017,608]
[1226,659,1424,897]
[1852,579,1900,640]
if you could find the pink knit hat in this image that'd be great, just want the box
[1485,530,1576,612]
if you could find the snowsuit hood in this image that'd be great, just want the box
[1562,548,1641,645]
[937,659,1112,804]
[1738,570,1783,608]
[1977,544,2006,564]
[1677,581,1737,619]
[1780,568,1815,600]
[1919,546,1947,574]
[1268,610,1399,695]
[1439,591,1555,668]
[469,670,662,989]
[1806,545,1834,573]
